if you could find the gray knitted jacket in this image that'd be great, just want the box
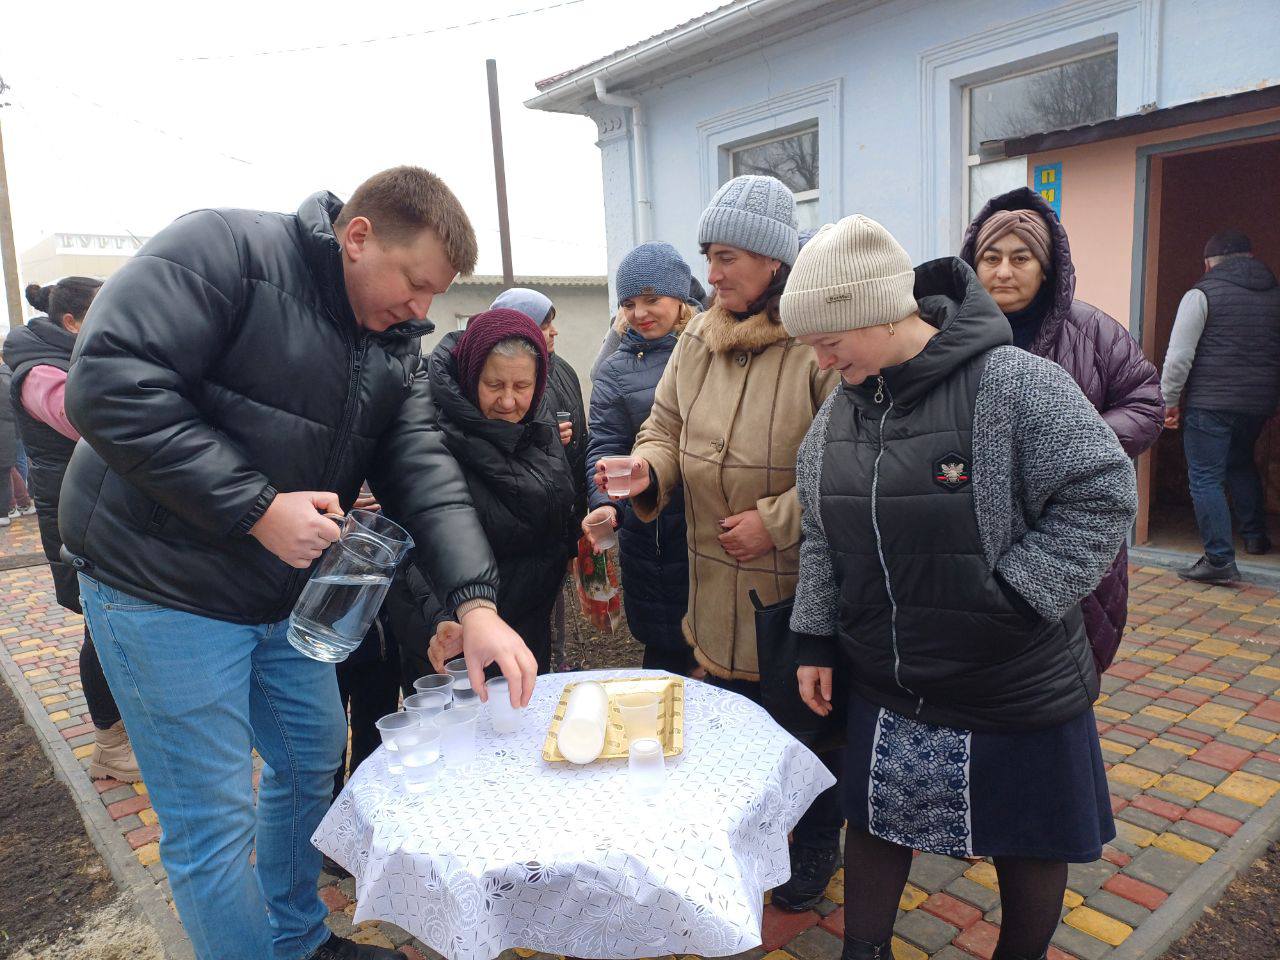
[792,345,1138,653]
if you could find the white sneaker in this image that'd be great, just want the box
[18,504,36,516]
[0,515,10,527]
[4,508,18,520]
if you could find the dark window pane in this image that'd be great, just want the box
[731,129,819,192]
[970,49,1118,145]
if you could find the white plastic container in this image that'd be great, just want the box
[557,681,608,764]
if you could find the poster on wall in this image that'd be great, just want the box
[1034,162,1063,216]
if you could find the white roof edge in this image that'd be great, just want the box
[524,0,845,114]
[455,275,607,287]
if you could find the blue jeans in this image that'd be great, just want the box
[79,575,346,960]
[1183,408,1270,565]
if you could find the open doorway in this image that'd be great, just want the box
[1140,134,1280,571]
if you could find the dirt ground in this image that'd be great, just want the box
[0,677,118,956]
[559,577,646,671]
[1159,840,1280,959]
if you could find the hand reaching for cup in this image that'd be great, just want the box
[429,620,464,673]
[593,456,650,500]
[582,505,618,554]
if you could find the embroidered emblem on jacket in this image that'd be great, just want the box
[933,454,971,491]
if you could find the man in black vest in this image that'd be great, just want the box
[1161,230,1280,583]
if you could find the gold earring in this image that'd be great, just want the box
[887,321,896,336]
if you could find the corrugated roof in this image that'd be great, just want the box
[454,274,607,287]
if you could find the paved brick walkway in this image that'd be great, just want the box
[3,516,1279,960]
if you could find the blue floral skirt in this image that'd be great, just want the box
[842,692,1114,863]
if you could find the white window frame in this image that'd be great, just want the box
[727,124,821,227]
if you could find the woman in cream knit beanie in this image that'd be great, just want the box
[785,214,1137,960]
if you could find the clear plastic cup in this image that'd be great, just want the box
[413,674,454,701]
[601,456,635,498]
[628,737,666,798]
[400,720,442,793]
[616,691,662,744]
[375,712,423,775]
[585,515,618,551]
[445,658,479,704]
[404,691,450,724]
[437,707,479,768]
[486,677,521,734]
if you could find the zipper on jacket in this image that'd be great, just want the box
[868,378,918,706]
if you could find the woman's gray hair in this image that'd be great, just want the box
[489,336,540,361]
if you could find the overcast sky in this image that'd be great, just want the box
[0,0,723,325]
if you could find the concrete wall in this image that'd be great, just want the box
[422,280,612,398]
[568,0,1280,279]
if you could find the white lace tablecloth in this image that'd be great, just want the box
[313,669,836,960]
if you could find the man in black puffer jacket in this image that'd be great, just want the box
[62,166,537,960]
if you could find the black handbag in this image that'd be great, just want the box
[750,590,846,753]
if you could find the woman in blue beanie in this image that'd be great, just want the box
[583,242,696,674]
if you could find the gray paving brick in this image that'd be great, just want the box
[1159,732,1205,750]
[1219,731,1271,751]
[1169,819,1228,849]
[1129,745,1184,774]
[1139,676,1178,691]
[324,911,355,938]
[814,899,838,917]
[1237,715,1280,733]
[1101,747,1130,765]
[1107,779,1143,800]
[1160,666,1192,679]
[929,948,975,960]
[1127,712,1173,734]
[1051,922,1115,960]
[1216,656,1259,675]
[1105,730,1150,750]
[1151,697,1193,716]
[67,731,96,749]
[1117,806,1172,834]
[907,852,967,893]
[1178,719,1223,736]
[1241,757,1280,778]
[944,876,1000,912]
[1066,859,1119,897]
[114,814,143,834]
[788,926,843,960]
[1105,692,1153,714]
[1234,674,1280,695]
[1126,847,1199,893]
[1085,889,1153,928]
[893,908,958,953]
[1101,675,1128,694]
[100,785,137,805]
[1176,759,1230,785]
[1106,835,1144,859]
[1197,791,1262,822]
[1213,695,1259,713]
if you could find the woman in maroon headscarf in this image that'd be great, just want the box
[386,308,579,677]
[962,188,1164,673]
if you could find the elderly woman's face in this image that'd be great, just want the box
[976,234,1045,313]
[705,244,780,314]
[620,295,683,340]
[799,326,894,386]
[477,352,537,423]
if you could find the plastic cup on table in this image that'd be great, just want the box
[437,707,479,767]
[404,691,450,724]
[628,737,666,798]
[375,712,423,775]
[485,677,521,734]
[445,658,479,705]
[584,514,618,552]
[616,690,662,744]
[600,456,635,498]
[413,674,454,702]
[399,719,442,793]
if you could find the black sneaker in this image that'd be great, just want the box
[770,843,839,911]
[1245,536,1271,556]
[1178,555,1240,584]
[841,938,893,960]
[310,933,407,960]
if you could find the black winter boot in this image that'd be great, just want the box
[309,933,407,959]
[771,843,840,911]
[841,935,893,959]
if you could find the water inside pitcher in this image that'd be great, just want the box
[287,509,413,663]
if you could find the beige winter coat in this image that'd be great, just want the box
[631,304,840,680]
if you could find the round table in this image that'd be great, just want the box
[313,669,836,960]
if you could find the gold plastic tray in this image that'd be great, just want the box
[542,676,684,762]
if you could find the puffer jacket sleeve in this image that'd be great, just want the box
[630,336,688,523]
[65,210,275,537]
[1091,307,1164,457]
[367,368,499,611]
[584,365,633,513]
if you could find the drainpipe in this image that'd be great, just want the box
[594,76,652,244]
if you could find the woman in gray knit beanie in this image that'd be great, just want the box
[783,214,1137,960]
[596,176,845,910]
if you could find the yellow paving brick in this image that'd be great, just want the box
[1131,649,1175,664]
[1136,623,1173,637]
[1099,738,1136,756]
[1115,820,1157,847]
[350,927,395,949]
[135,842,161,867]
[1216,771,1280,806]
[1187,703,1247,728]
[824,868,844,905]
[1139,566,1168,575]
[39,694,66,706]
[1141,705,1186,722]
[891,938,928,960]
[1191,638,1242,656]
[1063,889,1084,909]
[1226,723,1277,745]
[1251,666,1280,681]
[1241,614,1278,626]
[1109,763,1160,789]
[134,782,149,795]
[1173,628,1212,640]
[1233,647,1272,662]
[1064,905,1134,946]
[1185,676,1229,692]
[514,950,537,958]
[759,953,788,960]
[1216,602,1256,614]
[139,808,158,827]
[73,744,94,760]
[0,627,16,637]
[1156,774,1214,802]
[899,883,929,910]
[1150,737,1197,757]
[47,709,69,722]
[1152,833,1215,864]
[1147,671,1187,686]
[964,861,1000,892]
[1094,705,1130,723]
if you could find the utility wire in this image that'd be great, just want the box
[174,1,584,62]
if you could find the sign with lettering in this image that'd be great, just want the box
[1034,162,1063,216]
